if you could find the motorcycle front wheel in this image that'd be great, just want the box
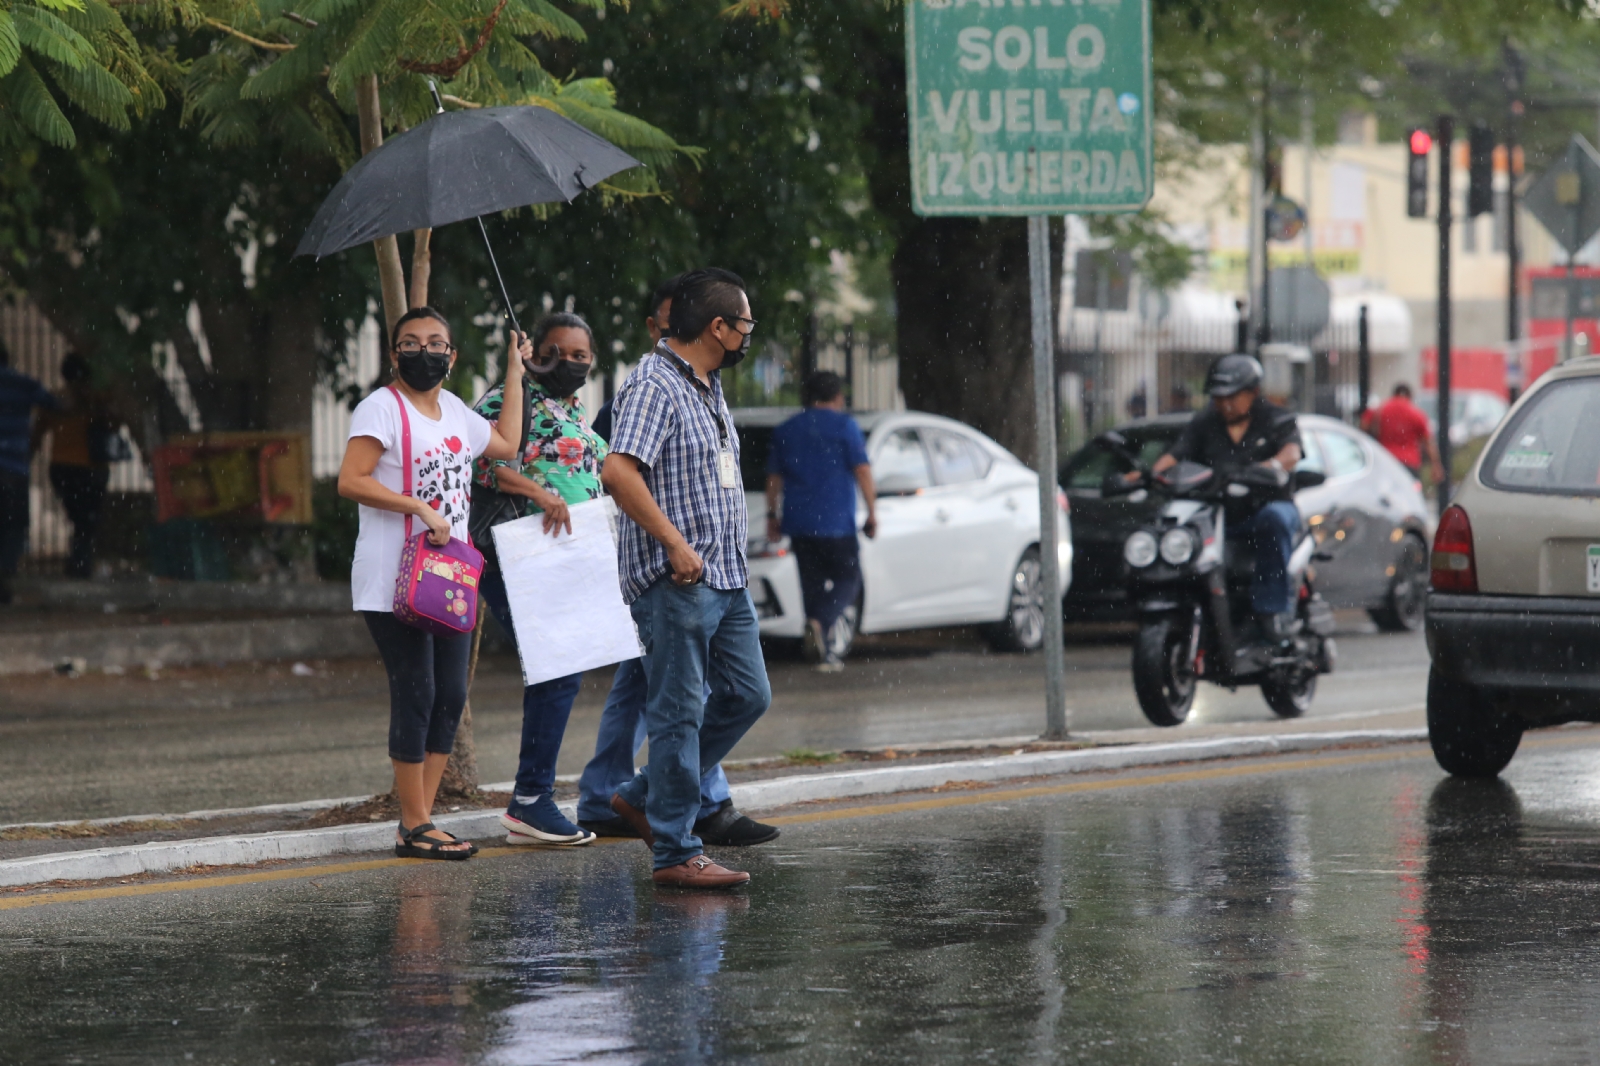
[1132,617,1197,727]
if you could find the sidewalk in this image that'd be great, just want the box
[0,711,1445,889]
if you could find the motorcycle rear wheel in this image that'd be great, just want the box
[1261,671,1316,718]
[1132,618,1197,727]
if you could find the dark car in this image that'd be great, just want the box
[1061,412,1432,631]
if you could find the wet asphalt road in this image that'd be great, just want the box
[0,621,1425,824]
[6,734,1600,1064]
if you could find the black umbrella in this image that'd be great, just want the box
[295,85,640,332]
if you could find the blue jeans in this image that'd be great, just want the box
[480,569,584,798]
[576,657,730,823]
[1232,501,1301,615]
[615,580,771,869]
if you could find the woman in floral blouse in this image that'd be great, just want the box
[474,312,609,845]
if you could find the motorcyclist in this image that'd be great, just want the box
[1149,354,1303,643]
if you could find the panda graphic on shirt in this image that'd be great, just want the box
[413,434,470,530]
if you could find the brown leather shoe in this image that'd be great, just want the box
[610,793,655,848]
[651,854,751,889]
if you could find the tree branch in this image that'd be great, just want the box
[397,0,508,78]
[202,17,296,53]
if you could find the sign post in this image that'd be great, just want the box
[907,0,1152,739]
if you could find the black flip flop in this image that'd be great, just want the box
[395,821,474,860]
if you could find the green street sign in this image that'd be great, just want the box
[906,0,1152,216]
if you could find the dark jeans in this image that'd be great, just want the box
[0,470,27,589]
[1230,501,1301,616]
[479,567,583,798]
[49,464,107,579]
[615,580,771,868]
[790,534,862,631]
[575,656,730,824]
[362,611,472,763]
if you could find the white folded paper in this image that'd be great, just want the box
[492,497,643,687]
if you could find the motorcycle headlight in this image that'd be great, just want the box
[1124,530,1158,568]
[1160,528,1196,566]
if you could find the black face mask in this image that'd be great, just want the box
[395,349,451,391]
[536,358,592,398]
[719,326,752,369]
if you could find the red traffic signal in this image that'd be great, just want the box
[1407,127,1431,217]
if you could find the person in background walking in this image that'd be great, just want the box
[0,338,59,605]
[37,355,112,579]
[338,307,528,860]
[1366,383,1443,484]
[765,370,876,672]
[578,277,767,848]
[600,267,773,889]
[473,312,606,847]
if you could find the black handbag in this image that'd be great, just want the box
[469,382,534,571]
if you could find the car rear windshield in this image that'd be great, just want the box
[1061,428,1181,489]
[1482,377,1600,496]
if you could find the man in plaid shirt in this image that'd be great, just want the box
[601,268,772,889]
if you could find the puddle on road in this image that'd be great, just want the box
[4,748,1600,1063]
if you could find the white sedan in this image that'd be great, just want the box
[734,407,1072,660]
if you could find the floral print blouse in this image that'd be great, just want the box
[472,378,608,514]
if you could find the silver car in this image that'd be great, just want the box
[1427,356,1600,776]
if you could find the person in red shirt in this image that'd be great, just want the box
[1364,384,1442,482]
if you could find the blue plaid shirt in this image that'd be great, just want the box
[609,341,748,603]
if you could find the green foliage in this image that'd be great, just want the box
[311,477,360,580]
[0,0,166,148]
[178,0,697,198]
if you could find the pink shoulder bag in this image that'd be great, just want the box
[389,386,484,636]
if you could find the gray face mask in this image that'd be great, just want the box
[396,349,451,390]
[537,358,591,397]
[719,327,752,369]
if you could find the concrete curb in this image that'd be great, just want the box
[0,728,1428,888]
[727,728,1428,810]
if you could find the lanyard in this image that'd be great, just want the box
[662,347,730,446]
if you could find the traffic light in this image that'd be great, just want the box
[1407,128,1432,218]
[1468,123,1495,217]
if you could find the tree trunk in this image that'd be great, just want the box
[437,604,487,799]
[409,229,433,309]
[357,73,408,338]
[892,216,1061,466]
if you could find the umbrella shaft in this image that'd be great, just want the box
[477,215,522,337]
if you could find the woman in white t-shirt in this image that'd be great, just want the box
[338,306,528,860]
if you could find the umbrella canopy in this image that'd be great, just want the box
[294,105,641,260]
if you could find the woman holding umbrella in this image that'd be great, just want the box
[473,312,608,846]
[338,307,530,859]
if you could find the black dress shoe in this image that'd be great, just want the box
[694,800,780,846]
[578,815,641,839]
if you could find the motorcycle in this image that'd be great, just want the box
[1095,431,1336,727]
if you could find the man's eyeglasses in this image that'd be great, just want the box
[723,315,757,333]
[395,342,454,356]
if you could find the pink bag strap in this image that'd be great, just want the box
[388,386,414,541]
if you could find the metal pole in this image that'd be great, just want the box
[1247,84,1266,354]
[1504,42,1525,392]
[1357,303,1371,421]
[1437,114,1455,510]
[1029,214,1068,740]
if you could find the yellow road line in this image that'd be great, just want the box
[2,732,1593,913]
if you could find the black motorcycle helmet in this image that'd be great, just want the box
[1205,354,1264,397]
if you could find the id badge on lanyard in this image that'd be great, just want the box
[718,446,738,489]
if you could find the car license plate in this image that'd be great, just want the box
[1588,546,1600,593]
